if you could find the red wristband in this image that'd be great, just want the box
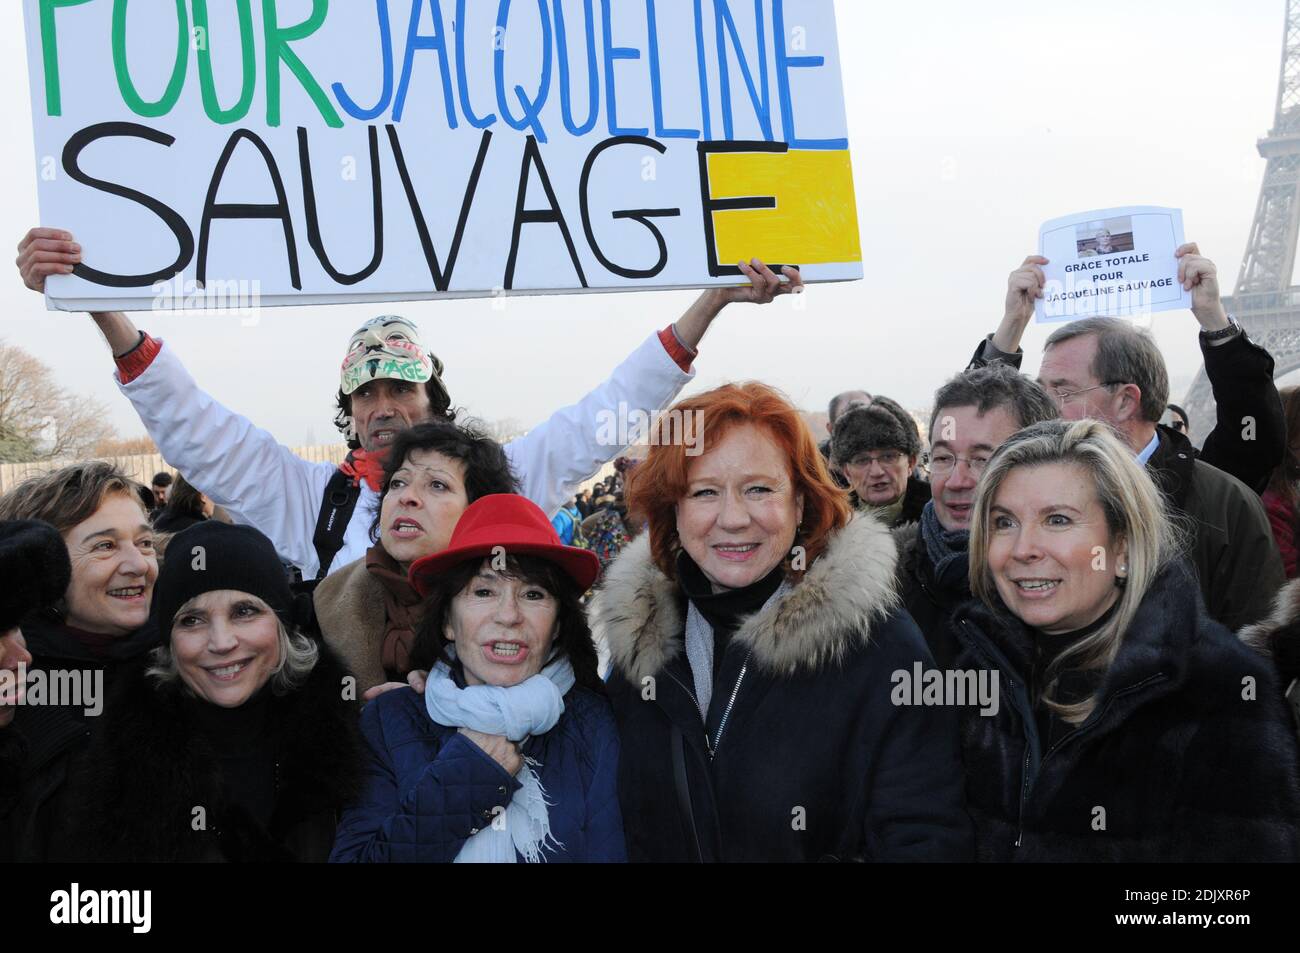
[115,333,162,384]
[658,326,696,373]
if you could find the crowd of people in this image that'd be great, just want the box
[2,226,1299,862]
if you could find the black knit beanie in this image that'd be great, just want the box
[831,399,921,467]
[153,522,293,642]
[0,520,71,631]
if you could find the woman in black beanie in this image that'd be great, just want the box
[71,521,364,862]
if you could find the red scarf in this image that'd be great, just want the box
[364,545,424,677]
[338,448,389,492]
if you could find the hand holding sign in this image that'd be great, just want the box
[991,255,1050,353]
[1175,243,1232,332]
[675,259,804,351]
[16,228,81,293]
[726,259,805,306]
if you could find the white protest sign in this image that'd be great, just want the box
[1036,206,1191,322]
[21,0,863,312]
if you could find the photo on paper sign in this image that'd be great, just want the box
[1075,217,1135,257]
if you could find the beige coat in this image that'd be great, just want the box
[313,557,389,693]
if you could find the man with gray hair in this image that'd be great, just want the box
[895,363,1059,668]
[972,245,1284,629]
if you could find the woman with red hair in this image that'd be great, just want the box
[590,382,972,861]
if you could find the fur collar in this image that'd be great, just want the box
[591,514,900,683]
[1239,576,1300,658]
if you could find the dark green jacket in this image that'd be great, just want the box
[1148,425,1284,631]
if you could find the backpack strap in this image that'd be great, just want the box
[312,464,362,580]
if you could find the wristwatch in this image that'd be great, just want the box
[1200,313,1242,343]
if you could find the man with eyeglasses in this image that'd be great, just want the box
[893,364,1059,669]
[830,397,929,527]
[973,245,1282,492]
[969,244,1284,630]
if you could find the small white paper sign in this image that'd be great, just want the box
[1036,206,1190,322]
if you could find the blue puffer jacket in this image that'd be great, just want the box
[329,684,626,862]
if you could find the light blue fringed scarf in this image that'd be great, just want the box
[425,652,575,863]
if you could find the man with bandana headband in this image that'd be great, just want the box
[16,227,801,579]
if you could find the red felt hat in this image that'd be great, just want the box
[408,494,601,596]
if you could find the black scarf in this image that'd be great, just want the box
[919,500,970,591]
[675,551,785,683]
[186,685,277,831]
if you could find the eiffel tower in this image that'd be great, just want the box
[1183,0,1300,440]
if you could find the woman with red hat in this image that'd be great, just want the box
[330,494,625,863]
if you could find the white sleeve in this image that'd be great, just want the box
[118,343,335,576]
[504,332,693,517]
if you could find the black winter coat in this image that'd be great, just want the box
[893,521,968,670]
[1194,328,1285,494]
[953,563,1300,862]
[591,516,974,862]
[0,616,159,862]
[69,645,364,862]
[898,476,932,525]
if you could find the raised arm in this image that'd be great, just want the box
[1176,243,1285,493]
[968,255,1047,370]
[507,260,803,516]
[17,227,335,575]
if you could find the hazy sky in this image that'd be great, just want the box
[0,0,1289,446]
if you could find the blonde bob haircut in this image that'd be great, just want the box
[146,593,319,696]
[968,419,1184,724]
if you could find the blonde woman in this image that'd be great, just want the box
[956,419,1300,861]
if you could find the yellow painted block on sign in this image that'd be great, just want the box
[706,149,862,266]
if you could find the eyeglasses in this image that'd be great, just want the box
[1052,381,1126,403]
[845,450,904,469]
[929,451,991,476]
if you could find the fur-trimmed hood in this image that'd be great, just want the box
[590,514,900,684]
